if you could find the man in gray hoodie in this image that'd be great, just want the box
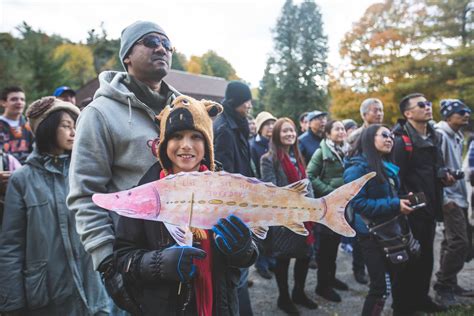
[67,21,179,313]
[434,99,473,307]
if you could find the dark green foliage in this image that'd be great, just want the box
[259,0,328,122]
[171,50,187,71]
[86,25,121,73]
[200,50,238,80]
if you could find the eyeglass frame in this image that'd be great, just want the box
[376,131,395,140]
[136,34,175,53]
[405,101,432,111]
[453,109,471,116]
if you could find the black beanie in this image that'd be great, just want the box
[223,81,252,108]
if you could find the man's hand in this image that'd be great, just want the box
[100,257,142,315]
[441,173,456,186]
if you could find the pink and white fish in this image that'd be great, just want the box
[92,171,375,244]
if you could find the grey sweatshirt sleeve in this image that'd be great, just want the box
[67,106,115,270]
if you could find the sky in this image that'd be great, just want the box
[0,0,378,87]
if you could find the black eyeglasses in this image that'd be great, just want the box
[416,101,432,108]
[376,131,394,140]
[456,109,471,116]
[136,35,174,53]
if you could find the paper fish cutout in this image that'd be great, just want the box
[93,171,375,244]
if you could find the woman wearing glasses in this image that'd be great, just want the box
[343,124,413,316]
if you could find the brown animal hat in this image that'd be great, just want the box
[156,95,223,175]
[26,96,80,135]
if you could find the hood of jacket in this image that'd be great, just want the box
[435,120,462,138]
[25,147,70,176]
[344,155,368,170]
[94,71,180,122]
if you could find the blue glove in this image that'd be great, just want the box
[212,215,252,256]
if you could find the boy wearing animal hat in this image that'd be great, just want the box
[113,96,258,315]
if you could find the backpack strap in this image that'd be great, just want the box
[401,134,413,159]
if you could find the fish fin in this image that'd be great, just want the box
[164,223,192,246]
[284,179,310,195]
[316,172,376,238]
[251,226,269,239]
[284,222,309,236]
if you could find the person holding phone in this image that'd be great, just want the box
[344,124,413,316]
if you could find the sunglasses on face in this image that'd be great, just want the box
[456,109,471,116]
[416,101,432,108]
[137,35,174,53]
[377,131,394,140]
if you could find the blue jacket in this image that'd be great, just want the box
[343,155,401,234]
[298,129,323,164]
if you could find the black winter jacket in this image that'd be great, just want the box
[213,112,254,177]
[114,163,258,315]
[250,135,270,178]
[392,120,445,221]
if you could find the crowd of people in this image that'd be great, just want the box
[0,20,473,316]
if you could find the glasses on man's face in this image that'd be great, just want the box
[416,101,432,108]
[137,35,174,53]
[376,131,394,140]
[456,109,471,116]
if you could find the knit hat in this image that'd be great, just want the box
[26,96,80,135]
[440,99,471,119]
[342,119,357,131]
[119,21,169,70]
[255,111,277,134]
[222,81,252,108]
[156,95,223,174]
[307,110,327,122]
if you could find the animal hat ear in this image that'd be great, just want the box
[155,105,171,122]
[201,100,223,118]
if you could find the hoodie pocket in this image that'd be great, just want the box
[23,261,50,309]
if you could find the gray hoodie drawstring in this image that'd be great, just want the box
[127,97,132,125]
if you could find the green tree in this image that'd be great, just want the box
[186,55,203,74]
[201,50,239,80]
[87,24,121,73]
[0,33,23,92]
[53,43,96,87]
[333,0,474,124]
[259,0,328,121]
[15,22,68,101]
[171,50,187,71]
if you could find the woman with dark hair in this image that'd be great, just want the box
[343,124,413,316]
[260,118,318,315]
[0,97,109,315]
[306,120,350,302]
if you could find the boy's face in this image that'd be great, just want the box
[167,130,205,174]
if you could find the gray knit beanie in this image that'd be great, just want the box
[119,21,169,70]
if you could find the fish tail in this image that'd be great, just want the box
[316,172,375,237]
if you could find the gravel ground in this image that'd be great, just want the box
[249,224,474,316]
